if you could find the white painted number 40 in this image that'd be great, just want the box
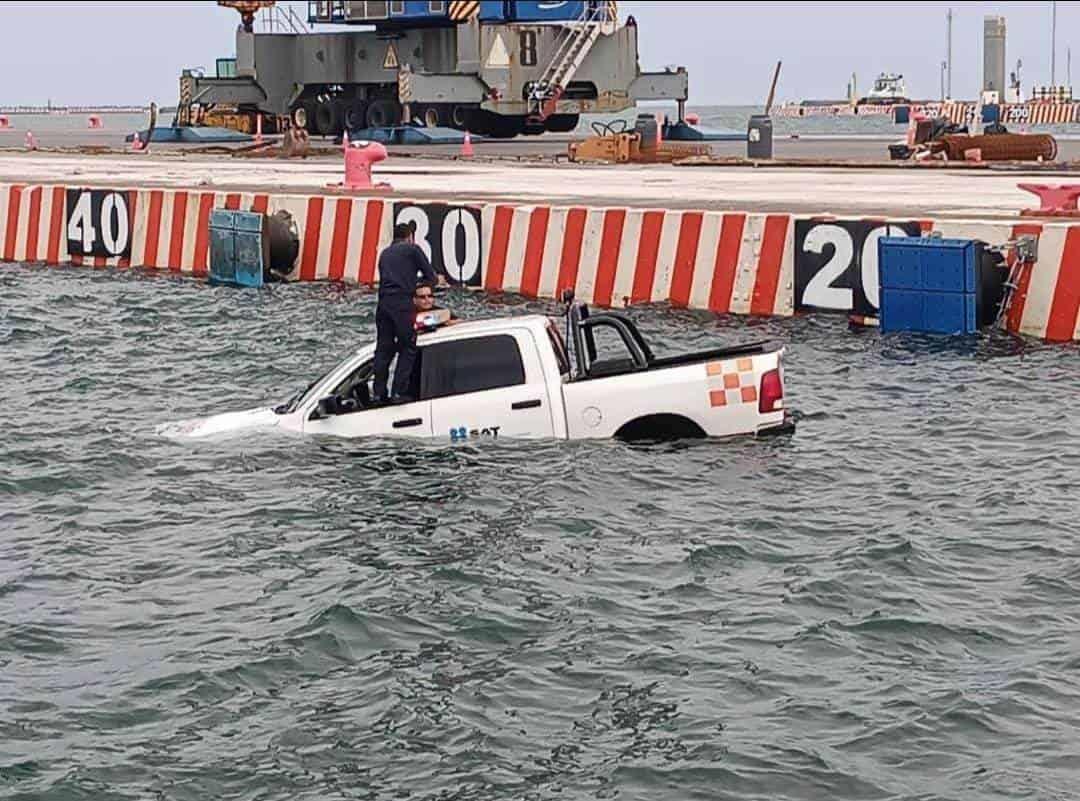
[68,191,129,256]
[67,192,96,253]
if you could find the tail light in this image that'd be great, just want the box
[759,368,783,413]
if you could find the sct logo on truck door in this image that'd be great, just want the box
[65,188,132,258]
[795,220,922,315]
[393,203,482,287]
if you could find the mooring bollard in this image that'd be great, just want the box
[342,134,390,190]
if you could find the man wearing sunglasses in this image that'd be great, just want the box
[413,282,458,330]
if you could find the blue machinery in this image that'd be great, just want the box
[308,1,609,25]
[190,0,688,139]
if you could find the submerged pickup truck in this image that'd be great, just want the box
[160,304,792,442]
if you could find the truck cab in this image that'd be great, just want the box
[300,316,563,440]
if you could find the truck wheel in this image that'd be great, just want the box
[450,104,471,130]
[366,99,402,129]
[292,104,310,131]
[314,99,343,136]
[545,114,580,133]
[615,414,706,441]
[421,106,443,128]
[345,99,369,131]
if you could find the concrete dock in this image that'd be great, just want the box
[1,133,1078,343]
[0,147,1074,220]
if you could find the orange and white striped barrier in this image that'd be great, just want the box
[1,182,1079,342]
[480,204,794,316]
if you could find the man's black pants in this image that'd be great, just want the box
[373,304,418,401]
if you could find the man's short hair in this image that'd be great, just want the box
[393,221,416,240]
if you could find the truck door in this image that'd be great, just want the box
[302,357,433,439]
[423,331,555,441]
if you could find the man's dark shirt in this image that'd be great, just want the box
[377,241,436,309]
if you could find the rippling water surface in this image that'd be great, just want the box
[2,264,1080,801]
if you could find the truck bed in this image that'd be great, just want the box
[576,342,771,381]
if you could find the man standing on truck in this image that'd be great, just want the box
[373,222,437,404]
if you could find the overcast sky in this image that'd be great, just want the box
[0,1,1074,106]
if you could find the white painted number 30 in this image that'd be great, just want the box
[396,206,481,284]
[396,206,431,262]
[440,209,480,284]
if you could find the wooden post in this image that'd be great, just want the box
[765,61,782,116]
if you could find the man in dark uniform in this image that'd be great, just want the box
[373,222,437,404]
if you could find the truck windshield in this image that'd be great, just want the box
[274,362,339,415]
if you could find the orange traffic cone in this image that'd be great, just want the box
[461,130,474,158]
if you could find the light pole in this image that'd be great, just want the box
[946,8,953,98]
[1051,1,1057,86]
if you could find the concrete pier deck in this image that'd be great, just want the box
[0,148,1075,220]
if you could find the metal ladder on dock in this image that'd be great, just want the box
[526,2,614,122]
[264,2,310,33]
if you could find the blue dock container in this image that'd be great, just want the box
[209,210,268,288]
[878,237,981,335]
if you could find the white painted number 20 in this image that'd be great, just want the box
[802,224,853,310]
[802,223,911,311]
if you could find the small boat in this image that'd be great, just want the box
[857,73,910,106]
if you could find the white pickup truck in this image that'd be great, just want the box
[160,304,792,442]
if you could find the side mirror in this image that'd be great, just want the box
[314,396,339,419]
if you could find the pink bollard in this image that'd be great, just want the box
[343,138,389,190]
[25,131,37,150]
